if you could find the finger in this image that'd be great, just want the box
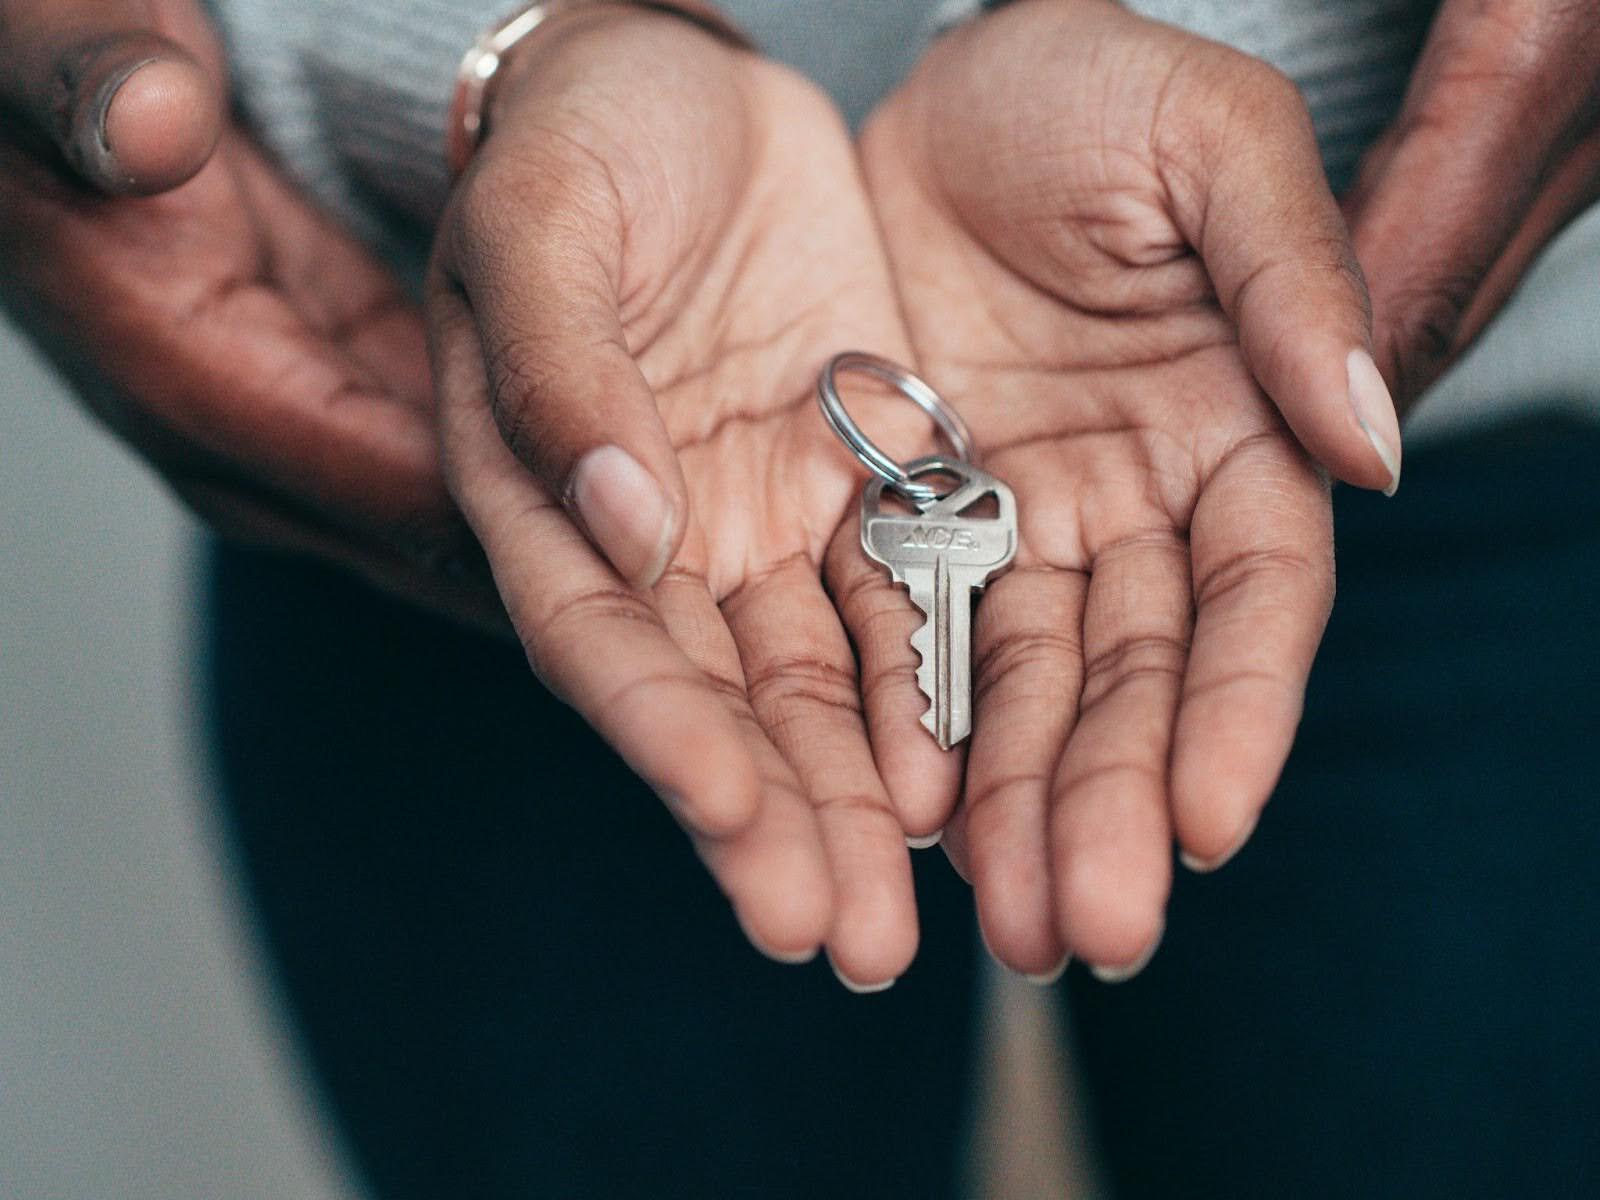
[0,133,459,583]
[1453,131,1600,359]
[961,566,1087,980]
[652,571,834,963]
[939,812,973,884]
[429,284,762,842]
[723,557,919,992]
[824,517,965,841]
[233,133,434,411]
[1163,52,1401,495]
[0,0,220,192]
[438,156,689,591]
[1344,0,1600,406]
[171,475,507,637]
[1170,437,1333,873]
[1050,531,1190,980]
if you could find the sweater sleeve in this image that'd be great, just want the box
[206,0,509,233]
[205,0,976,239]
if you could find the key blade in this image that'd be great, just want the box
[859,461,1017,753]
[905,561,972,751]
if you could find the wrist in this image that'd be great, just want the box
[449,1,752,176]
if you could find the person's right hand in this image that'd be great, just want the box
[427,4,933,985]
[860,0,1393,980]
[0,0,499,628]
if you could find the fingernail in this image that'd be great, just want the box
[76,56,160,186]
[568,445,677,589]
[828,955,897,994]
[746,932,819,967]
[1090,923,1164,985]
[1179,812,1260,874]
[1024,955,1071,987]
[906,829,944,850]
[1347,349,1402,497]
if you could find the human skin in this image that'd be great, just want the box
[0,0,501,630]
[858,0,1393,978]
[1342,0,1600,408]
[7,0,1590,985]
[429,0,1398,986]
[427,6,932,989]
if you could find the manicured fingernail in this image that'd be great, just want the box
[1180,813,1260,874]
[1347,349,1402,497]
[568,445,677,589]
[906,829,943,850]
[1024,956,1071,987]
[1089,923,1164,985]
[828,955,896,994]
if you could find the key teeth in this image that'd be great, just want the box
[908,619,943,744]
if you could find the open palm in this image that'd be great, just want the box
[0,0,492,627]
[858,0,1390,979]
[428,7,934,985]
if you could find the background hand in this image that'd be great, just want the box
[0,0,498,628]
[861,0,1382,979]
[428,6,933,985]
[1345,0,1600,408]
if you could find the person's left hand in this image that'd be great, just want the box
[1344,0,1600,409]
[858,0,1398,980]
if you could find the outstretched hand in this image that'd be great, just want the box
[427,5,939,987]
[0,0,498,628]
[859,0,1398,979]
[5,0,1414,989]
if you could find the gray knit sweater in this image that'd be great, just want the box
[209,0,1436,226]
[209,0,1600,437]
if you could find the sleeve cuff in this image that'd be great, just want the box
[211,0,510,231]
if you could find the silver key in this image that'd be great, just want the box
[861,456,1018,750]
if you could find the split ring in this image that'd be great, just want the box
[816,352,976,505]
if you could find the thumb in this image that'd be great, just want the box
[1343,0,1600,407]
[0,0,222,194]
[435,179,689,592]
[1166,56,1402,495]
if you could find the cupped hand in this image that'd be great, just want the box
[427,5,936,985]
[1345,0,1600,408]
[860,0,1393,979]
[0,0,498,628]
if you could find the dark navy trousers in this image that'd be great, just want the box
[207,416,1600,1199]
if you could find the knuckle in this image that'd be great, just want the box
[1382,272,1478,399]
[1195,545,1331,614]
[972,629,1084,708]
[966,769,1050,818]
[525,584,664,685]
[1080,633,1188,705]
[745,656,861,722]
[483,335,554,468]
[814,791,893,825]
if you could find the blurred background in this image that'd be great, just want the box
[0,323,365,1200]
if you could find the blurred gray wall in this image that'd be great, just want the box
[0,324,364,1200]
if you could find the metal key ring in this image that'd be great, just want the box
[817,352,976,505]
